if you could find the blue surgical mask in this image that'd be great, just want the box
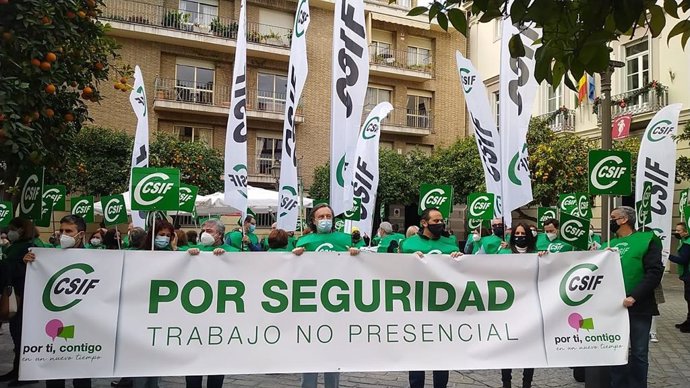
[154,236,170,249]
[317,219,332,233]
[248,224,256,233]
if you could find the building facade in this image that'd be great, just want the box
[88,0,466,194]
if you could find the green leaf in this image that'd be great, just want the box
[612,0,644,33]
[437,12,449,31]
[682,29,690,48]
[667,20,690,44]
[664,0,679,18]
[510,0,529,22]
[407,6,428,17]
[508,34,526,57]
[429,2,441,21]
[552,61,565,89]
[447,8,467,34]
[563,72,578,93]
[588,45,610,72]
[648,5,666,37]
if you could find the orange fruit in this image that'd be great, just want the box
[41,16,52,25]
[113,83,122,90]
[77,10,86,18]
[86,0,96,8]
[82,86,93,95]
[44,84,56,94]
[120,77,127,84]
[39,61,51,71]
[94,62,104,71]
[44,108,55,118]
[64,113,74,122]
[31,58,41,67]
[45,52,57,62]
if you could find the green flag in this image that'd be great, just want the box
[130,167,180,211]
[334,216,345,232]
[588,150,632,195]
[43,185,66,211]
[537,207,558,230]
[467,192,494,220]
[559,193,591,219]
[680,189,690,220]
[343,198,362,221]
[559,212,590,250]
[34,199,52,228]
[419,184,453,218]
[0,201,13,227]
[178,184,199,213]
[18,167,44,220]
[71,195,94,223]
[101,194,129,226]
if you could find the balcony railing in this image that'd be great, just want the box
[537,109,576,132]
[101,0,291,49]
[153,77,303,116]
[597,86,669,122]
[369,45,434,76]
[364,106,433,131]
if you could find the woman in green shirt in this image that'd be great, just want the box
[267,229,291,252]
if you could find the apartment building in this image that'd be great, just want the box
[87,0,466,194]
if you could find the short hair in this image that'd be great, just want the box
[60,214,86,232]
[175,230,188,247]
[129,227,147,249]
[268,229,289,249]
[406,225,419,238]
[420,207,441,222]
[614,206,636,228]
[186,230,198,245]
[202,219,225,236]
[308,203,335,232]
[543,218,559,228]
[379,221,393,234]
[678,222,688,232]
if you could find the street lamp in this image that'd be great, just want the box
[270,159,281,191]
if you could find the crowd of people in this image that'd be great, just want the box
[0,203,675,388]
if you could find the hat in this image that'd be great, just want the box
[378,222,393,234]
[352,226,360,233]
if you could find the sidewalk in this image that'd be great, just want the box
[1,276,688,387]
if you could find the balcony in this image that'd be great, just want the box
[365,108,433,136]
[368,46,434,81]
[152,77,303,123]
[596,85,669,122]
[101,0,291,60]
[537,109,576,132]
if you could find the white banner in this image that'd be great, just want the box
[20,248,124,379]
[21,250,628,379]
[499,7,539,227]
[223,0,248,215]
[129,65,149,228]
[635,103,682,261]
[455,51,503,217]
[330,0,369,215]
[352,102,393,236]
[277,0,311,231]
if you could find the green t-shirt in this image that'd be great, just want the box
[352,239,366,248]
[296,232,352,252]
[372,236,381,247]
[473,235,503,254]
[377,233,405,253]
[399,234,458,254]
[606,231,656,295]
[226,230,259,251]
[268,246,292,252]
[186,243,240,252]
[536,233,574,253]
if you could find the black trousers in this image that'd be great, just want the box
[409,370,449,388]
[45,379,91,388]
[684,279,690,320]
[9,305,22,375]
[501,368,534,386]
[185,375,224,388]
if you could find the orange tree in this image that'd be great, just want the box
[0,0,126,199]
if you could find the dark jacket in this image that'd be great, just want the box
[669,243,690,281]
[2,240,34,298]
[628,238,664,316]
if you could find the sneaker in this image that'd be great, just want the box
[650,333,659,343]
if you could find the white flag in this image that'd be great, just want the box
[330,0,369,215]
[635,103,682,262]
[352,102,393,236]
[455,51,503,217]
[128,65,149,228]
[277,0,311,231]
[224,0,248,215]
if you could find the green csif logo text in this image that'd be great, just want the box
[559,263,604,307]
[43,263,100,312]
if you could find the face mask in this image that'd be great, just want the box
[60,234,77,249]
[609,219,621,235]
[514,235,528,248]
[248,224,256,233]
[352,232,361,240]
[199,232,215,246]
[155,236,170,249]
[531,230,538,237]
[317,219,332,233]
[90,238,102,247]
[472,233,481,242]
[7,230,20,243]
[546,232,558,242]
[673,232,683,240]
[589,230,594,237]
[427,223,445,238]
[492,226,504,238]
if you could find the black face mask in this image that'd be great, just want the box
[492,226,504,238]
[352,232,361,241]
[514,236,528,248]
[427,223,445,238]
[609,219,621,235]
[673,232,683,240]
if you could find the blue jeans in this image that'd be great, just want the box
[301,372,339,388]
[610,314,652,388]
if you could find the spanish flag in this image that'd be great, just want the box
[578,75,588,105]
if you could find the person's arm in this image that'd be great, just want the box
[387,240,399,254]
[629,239,664,301]
[669,244,690,265]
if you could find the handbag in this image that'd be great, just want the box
[0,286,19,322]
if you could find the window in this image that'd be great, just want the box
[174,126,214,146]
[179,0,218,26]
[546,84,562,113]
[406,94,431,128]
[493,91,500,126]
[365,87,392,112]
[257,73,287,113]
[256,136,282,175]
[380,141,394,150]
[372,41,393,64]
[176,62,214,104]
[407,46,432,67]
[625,40,650,105]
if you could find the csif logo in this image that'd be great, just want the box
[548,242,565,253]
[315,243,335,252]
[72,199,92,216]
[279,186,298,217]
[21,174,40,214]
[647,119,674,142]
[361,116,380,140]
[294,0,309,38]
[469,195,491,217]
[421,188,448,209]
[459,67,475,93]
[334,219,345,231]
[614,242,630,257]
[578,196,589,217]
[561,218,586,242]
[0,203,9,220]
[591,155,627,190]
[559,263,604,306]
[135,172,175,206]
[179,186,193,206]
[43,188,63,206]
[468,218,483,230]
[103,197,124,224]
[43,263,100,312]
[540,210,557,223]
[560,195,576,210]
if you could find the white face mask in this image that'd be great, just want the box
[90,238,102,247]
[589,230,594,237]
[7,230,20,242]
[472,233,481,242]
[546,232,558,241]
[199,232,215,246]
[60,234,77,249]
[531,230,538,237]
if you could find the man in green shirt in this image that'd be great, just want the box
[669,222,690,331]
[536,218,574,253]
[376,221,405,253]
[187,219,239,254]
[351,226,366,248]
[473,218,504,254]
[225,215,262,251]
[606,206,663,388]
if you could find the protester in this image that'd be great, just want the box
[293,203,359,388]
[261,222,278,250]
[86,228,107,249]
[496,222,537,388]
[376,221,405,253]
[464,226,490,254]
[226,215,261,251]
[536,219,573,253]
[127,227,147,250]
[473,218,504,254]
[399,208,461,388]
[405,225,419,238]
[102,229,123,250]
[142,219,175,251]
[122,222,135,248]
[670,222,690,332]
[351,226,366,248]
[24,215,91,388]
[0,218,37,386]
[174,229,190,251]
[267,229,291,251]
[186,230,198,246]
[187,219,238,255]
[606,206,663,388]
[529,225,538,238]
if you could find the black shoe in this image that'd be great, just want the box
[573,367,586,382]
[8,380,37,387]
[0,371,18,382]
[680,325,690,333]
[675,320,689,328]
[111,378,133,388]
